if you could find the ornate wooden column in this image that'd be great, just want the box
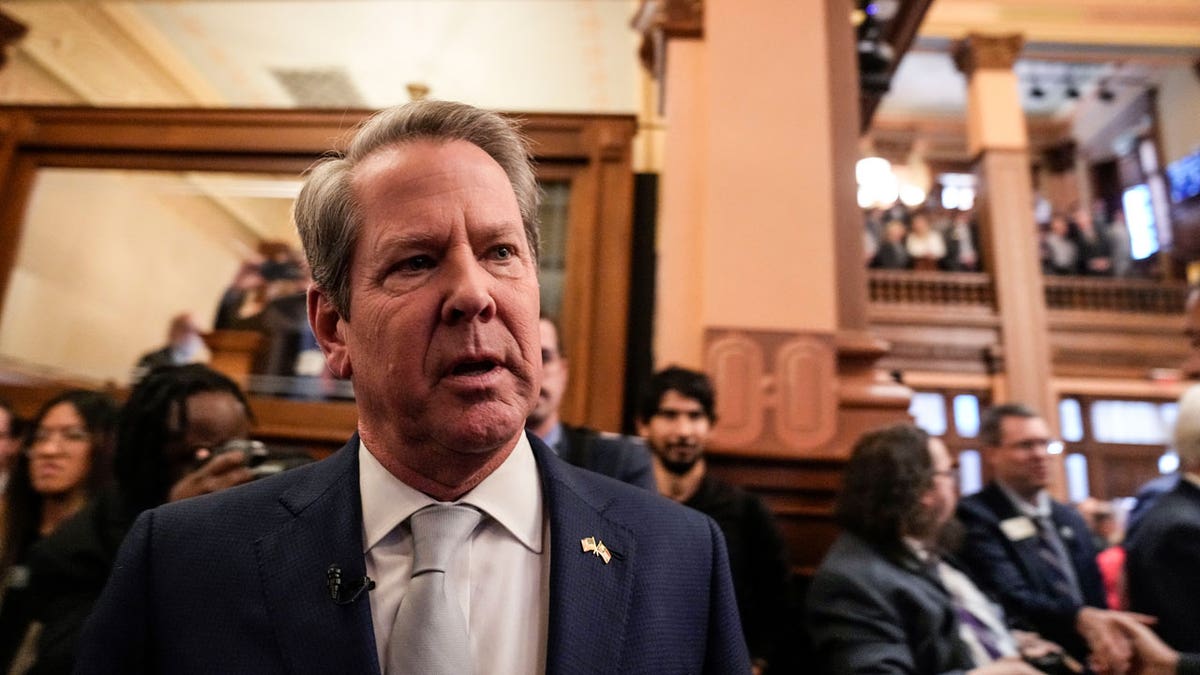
[954,34,1065,493]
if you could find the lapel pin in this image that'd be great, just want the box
[580,536,612,564]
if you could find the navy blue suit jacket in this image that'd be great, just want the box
[555,423,655,491]
[956,483,1105,657]
[1125,477,1200,652]
[74,433,749,674]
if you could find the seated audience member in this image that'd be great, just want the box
[943,209,981,271]
[1125,384,1200,653]
[638,366,790,673]
[807,423,1068,674]
[1073,206,1113,276]
[1042,215,1079,275]
[0,391,118,672]
[905,209,947,270]
[526,316,653,489]
[0,398,22,496]
[871,218,912,269]
[131,313,205,382]
[7,365,257,674]
[956,404,1137,667]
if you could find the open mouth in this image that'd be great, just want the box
[451,359,499,376]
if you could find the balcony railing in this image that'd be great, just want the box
[869,271,1188,314]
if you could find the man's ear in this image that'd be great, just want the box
[308,286,352,379]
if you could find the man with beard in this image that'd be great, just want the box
[525,317,653,489]
[807,424,1064,674]
[637,366,789,674]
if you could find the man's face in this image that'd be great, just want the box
[166,391,251,483]
[987,415,1054,499]
[638,390,711,475]
[527,318,568,430]
[922,437,958,532]
[322,139,541,457]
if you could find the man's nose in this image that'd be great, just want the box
[441,253,497,324]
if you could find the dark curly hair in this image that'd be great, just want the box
[1,389,119,572]
[114,364,252,514]
[836,424,937,550]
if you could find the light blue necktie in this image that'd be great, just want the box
[387,504,482,675]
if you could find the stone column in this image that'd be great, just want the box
[954,34,1065,493]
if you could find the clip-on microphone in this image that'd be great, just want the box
[327,564,375,605]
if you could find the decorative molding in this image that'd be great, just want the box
[704,328,838,456]
[952,33,1025,76]
[632,0,703,78]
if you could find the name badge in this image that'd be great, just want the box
[1000,516,1037,541]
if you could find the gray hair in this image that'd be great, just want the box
[294,100,541,317]
[1174,385,1200,468]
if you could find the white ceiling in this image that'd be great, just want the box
[2,0,641,112]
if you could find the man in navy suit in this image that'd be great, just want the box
[1126,384,1200,653]
[526,316,654,490]
[75,100,749,674]
[956,403,1138,671]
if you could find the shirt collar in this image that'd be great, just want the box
[997,481,1052,519]
[539,423,564,455]
[359,433,544,555]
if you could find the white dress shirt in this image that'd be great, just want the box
[359,434,549,674]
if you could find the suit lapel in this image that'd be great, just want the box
[531,435,636,674]
[981,483,1057,591]
[255,438,380,675]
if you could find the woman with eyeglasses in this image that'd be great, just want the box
[0,390,118,671]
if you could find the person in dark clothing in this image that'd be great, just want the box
[0,391,118,674]
[6,365,256,674]
[526,317,653,490]
[637,366,790,674]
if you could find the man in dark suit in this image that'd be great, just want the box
[75,100,749,674]
[956,403,1134,669]
[1126,384,1200,653]
[807,423,1048,674]
[526,316,653,490]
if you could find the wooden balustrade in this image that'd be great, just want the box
[869,269,1188,314]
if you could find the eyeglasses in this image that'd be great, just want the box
[1002,438,1064,454]
[31,427,91,444]
[932,464,960,479]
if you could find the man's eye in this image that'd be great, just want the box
[491,245,515,260]
[396,256,435,273]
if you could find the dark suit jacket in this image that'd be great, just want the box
[555,424,654,491]
[1125,477,1200,652]
[805,532,975,675]
[956,483,1105,657]
[74,433,749,674]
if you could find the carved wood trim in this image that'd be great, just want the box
[952,33,1025,76]
[704,328,838,456]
